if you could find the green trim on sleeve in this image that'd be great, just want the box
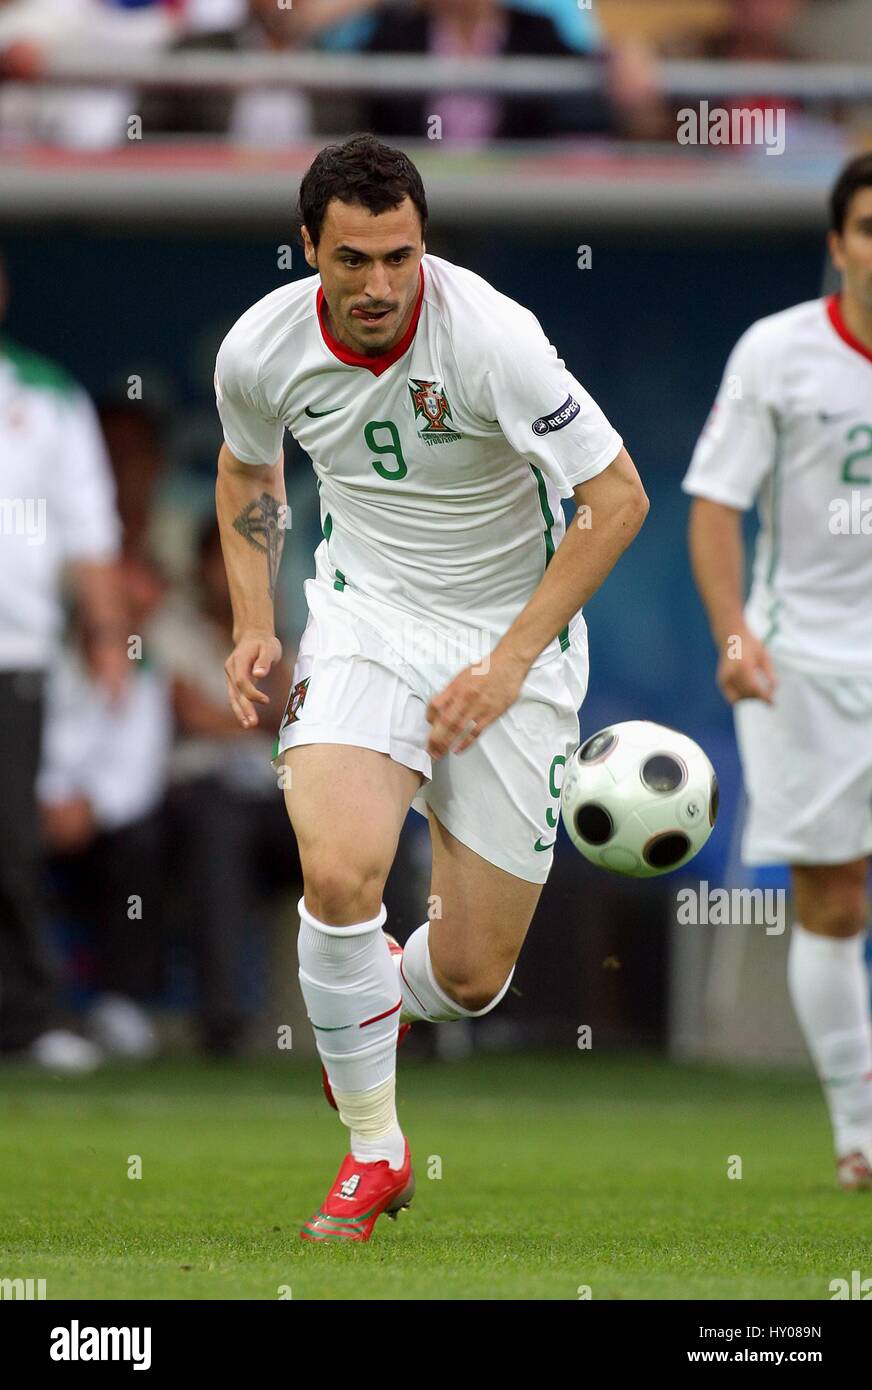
[764,420,783,587]
[529,463,570,653]
[0,336,77,396]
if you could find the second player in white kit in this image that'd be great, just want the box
[685,151,872,1191]
[683,292,872,866]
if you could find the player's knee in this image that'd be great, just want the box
[803,893,867,938]
[302,857,387,926]
[444,971,511,1015]
[793,861,869,938]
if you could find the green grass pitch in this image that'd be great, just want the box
[0,1052,866,1300]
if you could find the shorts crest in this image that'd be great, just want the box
[282,676,310,727]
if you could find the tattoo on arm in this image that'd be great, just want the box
[232,492,285,599]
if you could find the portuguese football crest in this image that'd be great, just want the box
[408,378,461,445]
[282,676,310,728]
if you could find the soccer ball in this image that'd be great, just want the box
[560,720,718,877]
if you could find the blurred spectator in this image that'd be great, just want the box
[362,0,613,142]
[97,398,167,561]
[38,591,173,1060]
[183,0,248,29]
[0,254,128,1071]
[314,0,603,52]
[587,0,812,65]
[0,0,179,148]
[149,0,315,142]
[652,0,805,72]
[147,520,300,1056]
[160,0,467,143]
[791,0,872,63]
[512,0,602,54]
[699,0,807,61]
[0,0,178,44]
[658,0,848,151]
[182,0,247,30]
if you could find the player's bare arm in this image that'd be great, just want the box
[687,497,776,706]
[216,441,285,728]
[426,445,649,758]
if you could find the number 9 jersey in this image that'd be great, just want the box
[214,252,622,675]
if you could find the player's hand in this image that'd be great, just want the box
[225,628,283,728]
[426,648,528,759]
[716,627,777,706]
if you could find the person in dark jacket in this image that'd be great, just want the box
[362,0,613,141]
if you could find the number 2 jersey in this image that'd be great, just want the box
[682,295,872,676]
[214,253,622,673]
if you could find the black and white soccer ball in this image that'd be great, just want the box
[560,720,718,877]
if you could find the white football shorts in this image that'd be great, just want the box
[733,656,872,866]
[274,576,589,883]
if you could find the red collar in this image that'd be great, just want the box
[826,293,872,367]
[317,265,425,376]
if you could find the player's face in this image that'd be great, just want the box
[829,186,872,313]
[303,197,425,357]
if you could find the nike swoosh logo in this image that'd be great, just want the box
[305,405,344,418]
[533,837,556,852]
[818,409,856,423]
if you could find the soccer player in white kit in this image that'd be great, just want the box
[214,135,648,1240]
[684,152,872,1191]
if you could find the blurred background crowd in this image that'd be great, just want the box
[0,0,869,149]
[0,256,303,1069]
[0,0,869,1074]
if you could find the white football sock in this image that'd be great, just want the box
[297,896,404,1166]
[397,920,515,1023]
[787,922,872,1157]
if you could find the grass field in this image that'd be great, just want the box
[0,1052,867,1301]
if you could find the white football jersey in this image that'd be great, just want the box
[215,253,622,671]
[0,338,120,671]
[683,295,872,675]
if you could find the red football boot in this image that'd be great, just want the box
[321,933,411,1111]
[300,1139,415,1242]
[837,1150,872,1191]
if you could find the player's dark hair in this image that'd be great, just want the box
[830,151,872,234]
[298,134,428,247]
